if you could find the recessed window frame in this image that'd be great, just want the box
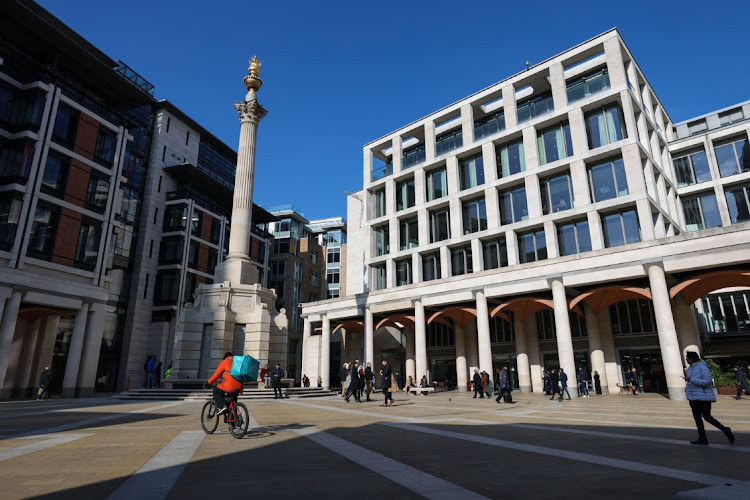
[537,121,573,165]
[585,103,627,149]
[540,172,574,215]
[601,209,641,248]
[426,167,448,202]
[461,196,487,234]
[459,153,485,190]
[422,252,441,281]
[498,185,528,225]
[496,139,526,178]
[396,177,416,211]
[517,228,547,264]
[482,237,508,270]
[556,219,592,256]
[395,258,413,286]
[588,157,629,202]
[450,245,473,276]
[673,149,712,187]
[429,207,451,243]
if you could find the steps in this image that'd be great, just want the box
[112,387,334,401]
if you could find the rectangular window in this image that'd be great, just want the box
[610,299,657,335]
[162,146,166,162]
[490,316,515,343]
[186,130,190,146]
[688,119,708,136]
[474,111,505,140]
[149,239,154,258]
[310,270,319,287]
[589,157,628,202]
[557,220,592,256]
[327,269,341,285]
[187,240,199,268]
[566,68,610,104]
[602,209,641,248]
[516,91,554,123]
[93,126,117,166]
[724,183,750,224]
[482,238,508,270]
[719,108,744,126]
[210,218,221,244]
[51,103,79,148]
[191,210,202,236]
[85,175,109,213]
[399,217,419,250]
[429,208,450,243]
[396,259,412,286]
[682,192,722,232]
[271,260,286,277]
[159,236,184,264]
[153,270,180,305]
[40,151,69,197]
[309,292,318,302]
[540,173,574,215]
[143,274,149,299]
[462,197,487,234]
[326,289,340,299]
[396,178,416,211]
[327,247,340,265]
[75,220,100,270]
[375,224,390,255]
[372,265,387,290]
[585,104,626,149]
[0,137,35,183]
[450,245,473,276]
[0,82,45,132]
[422,252,441,281]
[498,186,528,224]
[402,144,426,169]
[426,168,448,201]
[207,248,218,274]
[518,229,547,264]
[673,149,712,187]
[163,204,187,231]
[27,203,59,259]
[372,188,385,217]
[537,122,573,165]
[496,139,526,178]
[459,154,485,190]
[310,249,318,265]
[166,116,171,133]
[0,194,21,251]
[714,137,748,178]
[435,128,463,156]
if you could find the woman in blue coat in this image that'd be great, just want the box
[684,351,735,445]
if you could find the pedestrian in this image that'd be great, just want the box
[357,367,365,400]
[37,367,52,400]
[146,355,156,388]
[734,366,750,400]
[560,368,571,400]
[628,367,639,397]
[684,351,734,445]
[339,363,348,397]
[594,370,602,395]
[419,375,429,396]
[548,368,560,400]
[496,366,510,403]
[404,375,416,394]
[155,361,163,389]
[260,364,270,388]
[364,362,374,401]
[543,370,551,395]
[649,369,658,393]
[481,371,491,397]
[165,363,172,381]
[472,369,484,399]
[380,358,394,407]
[578,366,589,398]
[345,361,362,403]
[396,372,402,390]
[271,363,285,399]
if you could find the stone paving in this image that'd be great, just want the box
[1,391,749,499]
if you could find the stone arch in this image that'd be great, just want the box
[490,297,554,322]
[427,307,477,328]
[670,269,750,304]
[569,286,652,315]
[375,314,416,332]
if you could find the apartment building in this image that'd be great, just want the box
[308,217,348,299]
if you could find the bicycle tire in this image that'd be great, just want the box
[201,400,219,434]
[229,402,249,439]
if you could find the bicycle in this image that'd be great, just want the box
[201,388,249,439]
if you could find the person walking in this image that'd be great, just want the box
[345,361,362,403]
[37,367,52,400]
[380,359,394,407]
[594,370,602,395]
[496,366,510,403]
[734,366,750,400]
[339,363,348,397]
[364,362,374,401]
[549,368,562,401]
[165,363,173,382]
[578,366,589,398]
[684,351,734,445]
[271,364,285,399]
[628,367,639,397]
[145,355,156,389]
[543,370,551,395]
[559,368,571,400]
[472,369,484,398]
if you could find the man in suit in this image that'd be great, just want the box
[271,364,285,399]
[549,368,562,401]
[346,361,362,403]
[364,362,374,401]
[495,366,511,403]
[380,359,393,407]
[472,369,483,399]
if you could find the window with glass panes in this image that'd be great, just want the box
[498,186,528,224]
[673,149,712,187]
[435,128,463,156]
[396,178,416,211]
[374,224,390,255]
[585,104,626,149]
[373,188,386,218]
[327,247,340,265]
[518,229,547,264]
[327,269,340,285]
[496,139,526,178]
[482,238,508,270]
[41,151,69,197]
[85,174,109,212]
[399,217,419,250]
[159,236,183,264]
[540,173,574,214]
[682,192,722,231]
[490,316,515,343]
[372,265,386,290]
[0,194,21,250]
[602,209,640,248]
[429,208,450,243]
[536,309,587,340]
[462,197,487,234]
[402,144,426,168]
[426,167,447,201]
[714,137,749,178]
[74,220,100,270]
[537,122,573,165]
[450,245,472,276]
[588,157,628,202]
[610,299,656,335]
[566,68,610,103]
[719,108,744,126]
[310,270,319,286]
[422,252,441,281]
[459,154,485,190]
[27,204,58,259]
[724,183,750,224]
[474,111,505,140]
[557,219,592,256]
[427,322,455,348]
[701,291,750,336]
[396,258,412,286]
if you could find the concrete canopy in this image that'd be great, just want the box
[375,314,416,332]
[332,320,364,335]
[569,286,652,315]
[670,270,750,305]
[427,307,478,328]
[490,298,553,322]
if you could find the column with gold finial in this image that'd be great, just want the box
[215,56,268,285]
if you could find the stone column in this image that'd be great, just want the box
[647,263,687,401]
[584,304,608,394]
[672,295,701,360]
[551,278,577,398]
[414,301,427,381]
[465,321,479,369]
[514,315,531,393]
[454,323,468,391]
[321,315,330,389]
[364,308,374,367]
[77,303,106,397]
[0,292,21,395]
[62,303,90,398]
[301,317,311,379]
[475,291,493,384]
[405,329,416,382]
[525,317,543,393]
[14,318,41,396]
[598,307,620,393]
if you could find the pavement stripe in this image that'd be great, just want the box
[0,433,92,462]
[107,430,205,500]
[384,422,739,487]
[294,427,489,500]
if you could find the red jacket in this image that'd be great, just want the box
[207,357,243,393]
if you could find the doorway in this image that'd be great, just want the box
[619,348,666,393]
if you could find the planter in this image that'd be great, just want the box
[717,386,736,395]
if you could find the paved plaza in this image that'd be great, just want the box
[1,392,749,499]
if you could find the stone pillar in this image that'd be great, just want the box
[321,315,330,389]
[514,315,531,393]
[405,329,415,382]
[454,323,468,391]
[62,303,90,398]
[598,307,620,393]
[551,278,577,398]
[524,317,543,393]
[364,308,374,367]
[465,321,479,370]
[475,291,493,384]
[672,295,701,360]
[414,301,427,381]
[0,291,21,395]
[647,263,686,401]
[77,303,106,397]
[301,317,311,379]
[14,318,41,397]
[584,304,608,394]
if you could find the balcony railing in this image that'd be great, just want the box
[371,163,393,181]
[567,69,611,104]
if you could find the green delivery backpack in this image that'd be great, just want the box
[230,355,260,382]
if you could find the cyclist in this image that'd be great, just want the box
[203,352,242,415]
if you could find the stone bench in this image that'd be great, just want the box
[406,386,435,395]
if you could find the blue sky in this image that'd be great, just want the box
[38,0,750,221]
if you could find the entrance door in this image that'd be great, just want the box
[430,358,456,387]
[619,348,666,393]
[492,354,519,388]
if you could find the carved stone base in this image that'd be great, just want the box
[213,258,259,286]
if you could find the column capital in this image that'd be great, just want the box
[234,100,268,125]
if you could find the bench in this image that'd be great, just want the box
[406,386,435,395]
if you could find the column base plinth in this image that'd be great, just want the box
[213,258,259,286]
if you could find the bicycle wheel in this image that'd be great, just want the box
[201,400,219,434]
[228,402,249,439]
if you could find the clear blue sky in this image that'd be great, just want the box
[37,0,750,221]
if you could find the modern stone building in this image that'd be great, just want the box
[301,28,750,400]
[308,216,348,300]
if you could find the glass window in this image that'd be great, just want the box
[163,205,187,231]
[435,128,463,156]
[557,220,592,256]
[540,173,574,214]
[159,236,183,264]
[517,91,554,123]
[451,245,473,276]
[585,104,626,149]
[422,252,441,281]
[498,186,528,224]
[74,220,100,270]
[426,168,447,201]
[207,248,218,274]
[462,197,487,234]
[602,209,641,248]
[191,210,202,235]
[86,174,109,213]
[714,137,749,178]
[51,103,79,147]
[724,183,750,224]
[0,137,35,184]
[402,144,426,168]
[610,299,657,335]
[0,194,22,250]
[673,149,712,187]
[41,151,69,197]
[371,158,392,181]
[589,157,628,202]
[518,229,547,264]
[429,208,450,243]
[482,238,508,270]
[474,111,505,140]
[210,218,221,244]
[327,247,340,265]
[490,316,515,343]
[396,259,412,286]
[187,240,199,268]
[719,108,744,126]
[688,119,708,136]
[459,154,485,190]
[399,217,419,250]
[373,188,386,219]
[94,126,117,166]
[154,270,180,305]
[327,269,341,284]
[682,192,722,231]
[0,82,45,133]
[310,270,319,287]
[374,224,390,255]
[566,68,611,103]
[496,139,526,178]
[372,265,387,290]
[536,309,588,339]
[537,122,573,165]
[27,204,59,259]
[396,178,416,211]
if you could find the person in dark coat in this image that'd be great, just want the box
[380,359,393,407]
[271,364,285,399]
[345,361,362,403]
[364,362,374,401]
[734,366,750,400]
[472,369,483,398]
[577,367,589,398]
[145,356,156,388]
[549,368,562,401]
[560,368,571,400]
[339,363,348,397]
[155,362,163,389]
[627,368,639,397]
[594,370,603,395]
[38,367,52,400]
[495,366,512,403]
[543,370,551,395]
